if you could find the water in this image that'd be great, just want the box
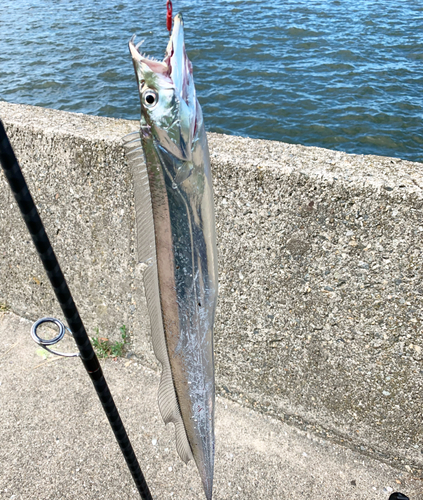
[1,0,422,162]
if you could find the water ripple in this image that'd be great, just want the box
[0,0,422,161]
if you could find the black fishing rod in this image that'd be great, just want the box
[0,119,152,500]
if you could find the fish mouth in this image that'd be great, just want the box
[129,13,193,92]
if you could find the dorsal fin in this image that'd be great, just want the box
[123,133,155,264]
[123,132,193,464]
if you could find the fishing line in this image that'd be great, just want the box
[0,120,153,500]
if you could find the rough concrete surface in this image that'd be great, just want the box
[210,133,423,474]
[1,311,422,500]
[0,101,422,474]
[0,102,153,363]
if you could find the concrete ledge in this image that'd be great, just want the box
[0,101,422,474]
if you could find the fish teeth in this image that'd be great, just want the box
[135,39,144,50]
[130,33,160,61]
[140,53,160,62]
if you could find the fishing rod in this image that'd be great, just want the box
[0,119,152,500]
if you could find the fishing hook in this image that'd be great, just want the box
[31,317,80,358]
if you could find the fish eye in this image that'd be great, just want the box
[143,89,158,108]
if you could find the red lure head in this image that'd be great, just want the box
[166,0,173,32]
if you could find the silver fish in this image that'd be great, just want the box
[124,13,218,500]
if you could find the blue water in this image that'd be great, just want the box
[1,0,422,162]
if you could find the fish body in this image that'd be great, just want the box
[124,14,217,500]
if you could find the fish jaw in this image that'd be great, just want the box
[129,13,197,161]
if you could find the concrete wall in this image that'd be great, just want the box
[1,101,422,475]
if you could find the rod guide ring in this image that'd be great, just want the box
[31,317,80,358]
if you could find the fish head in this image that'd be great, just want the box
[129,13,200,162]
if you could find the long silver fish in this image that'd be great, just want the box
[123,13,218,500]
